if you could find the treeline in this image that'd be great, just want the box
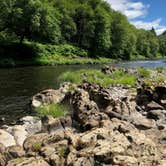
[0,0,165,60]
[159,31,166,56]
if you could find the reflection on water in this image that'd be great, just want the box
[0,59,165,124]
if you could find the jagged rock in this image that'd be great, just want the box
[131,112,156,130]
[42,132,65,145]
[41,116,64,133]
[23,133,48,152]
[136,87,153,105]
[0,144,6,166]
[31,82,71,108]
[153,86,166,101]
[20,116,42,135]
[71,88,109,130]
[41,116,72,133]
[146,101,164,111]
[40,146,65,165]
[147,109,166,120]
[6,125,28,147]
[67,151,94,166]
[77,128,131,163]
[0,130,16,147]
[7,157,50,166]
[32,89,65,108]
[112,155,138,165]
[5,145,25,160]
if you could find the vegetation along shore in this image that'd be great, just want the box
[0,0,166,67]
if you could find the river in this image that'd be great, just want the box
[0,59,166,125]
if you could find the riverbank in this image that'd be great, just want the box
[0,42,116,68]
[1,42,165,68]
[0,67,166,165]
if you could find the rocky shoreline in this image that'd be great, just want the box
[0,67,166,166]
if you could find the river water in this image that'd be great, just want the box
[0,59,166,124]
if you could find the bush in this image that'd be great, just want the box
[27,42,88,58]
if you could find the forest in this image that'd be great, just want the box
[0,0,165,66]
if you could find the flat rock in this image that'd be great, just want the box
[7,157,50,166]
[146,101,164,111]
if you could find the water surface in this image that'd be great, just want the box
[0,59,165,124]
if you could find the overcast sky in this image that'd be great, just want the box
[106,0,166,35]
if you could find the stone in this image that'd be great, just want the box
[131,112,156,130]
[23,133,48,152]
[147,109,166,120]
[7,157,50,166]
[20,116,42,135]
[113,155,138,165]
[41,116,64,133]
[6,145,25,160]
[7,125,28,146]
[0,129,16,147]
[0,144,6,166]
[31,88,66,108]
[146,101,164,111]
[67,152,94,166]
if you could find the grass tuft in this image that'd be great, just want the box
[138,67,151,78]
[35,103,68,118]
[58,68,136,87]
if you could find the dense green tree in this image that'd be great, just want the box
[0,0,61,44]
[158,31,166,56]
[0,0,164,59]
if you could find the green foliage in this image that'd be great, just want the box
[35,103,68,118]
[0,0,164,63]
[59,69,136,86]
[156,66,164,73]
[32,143,42,152]
[158,31,166,56]
[138,67,151,78]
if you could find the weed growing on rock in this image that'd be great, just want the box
[35,103,68,118]
[138,67,151,78]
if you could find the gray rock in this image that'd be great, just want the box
[7,157,50,166]
[0,129,16,147]
[20,116,42,135]
[146,101,164,111]
[147,109,166,120]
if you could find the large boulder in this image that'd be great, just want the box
[0,130,16,147]
[20,116,42,135]
[71,88,109,130]
[31,89,65,108]
[6,125,28,147]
